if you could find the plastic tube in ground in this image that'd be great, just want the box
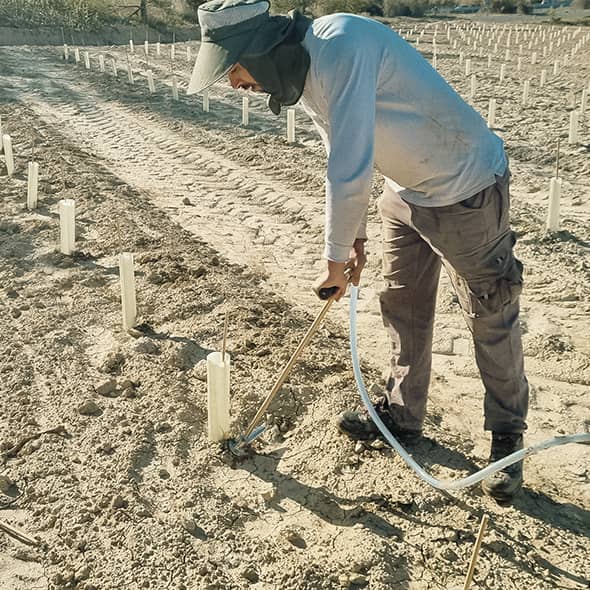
[63,44,69,60]
[3,134,14,176]
[242,96,249,126]
[84,51,90,70]
[487,99,496,128]
[74,48,80,63]
[287,108,296,143]
[27,161,39,209]
[119,253,137,330]
[172,76,179,101]
[203,90,210,112]
[568,111,579,144]
[111,58,118,77]
[147,70,155,94]
[546,177,561,232]
[58,199,75,255]
[99,54,105,73]
[207,352,231,442]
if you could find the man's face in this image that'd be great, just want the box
[228,63,263,92]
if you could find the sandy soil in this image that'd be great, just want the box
[0,18,589,590]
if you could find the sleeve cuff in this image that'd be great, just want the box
[324,242,352,263]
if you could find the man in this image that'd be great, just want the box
[187,0,529,504]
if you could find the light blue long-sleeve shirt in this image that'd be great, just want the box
[299,13,507,262]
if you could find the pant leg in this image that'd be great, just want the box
[407,169,529,433]
[378,184,442,431]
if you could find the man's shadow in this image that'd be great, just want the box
[235,447,404,541]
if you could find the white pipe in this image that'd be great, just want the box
[74,48,80,64]
[172,76,179,101]
[540,69,547,87]
[287,108,296,143]
[3,134,14,176]
[144,40,149,55]
[84,51,90,70]
[568,110,579,144]
[98,54,105,73]
[203,89,210,112]
[171,45,176,61]
[147,70,155,94]
[242,95,249,126]
[499,63,506,83]
[58,199,75,255]
[546,177,561,232]
[156,42,161,56]
[207,352,231,442]
[522,80,530,106]
[63,44,69,61]
[487,98,496,128]
[27,161,39,210]
[127,64,134,85]
[119,253,137,330]
[111,58,118,77]
[348,286,590,490]
[129,39,134,53]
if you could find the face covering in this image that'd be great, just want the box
[239,11,312,115]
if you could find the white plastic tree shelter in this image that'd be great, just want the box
[186,47,192,61]
[2,135,14,176]
[546,177,561,232]
[58,199,75,255]
[172,76,179,101]
[207,351,231,442]
[581,89,587,117]
[144,40,149,55]
[147,70,155,94]
[568,111,579,144]
[129,39,134,53]
[156,42,161,56]
[111,58,118,77]
[127,64,134,85]
[522,80,530,106]
[540,69,547,87]
[99,54,105,73]
[119,253,137,330]
[242,96,249,126]
[84,51,90,70]
[203,90,210,112]
[171,45,176,61]
[465,58,472,76]
[27,162,39,210]
[63,44,69,60]
[487,98,496,128]
[74,48,80,64]
[287,108,296,143]
[469,75,476,101]
[499,63,506,83]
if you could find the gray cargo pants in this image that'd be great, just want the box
[378,168,529,433]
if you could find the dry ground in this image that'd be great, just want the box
[0,17,589,590]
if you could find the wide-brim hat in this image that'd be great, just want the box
[187,0,271,95]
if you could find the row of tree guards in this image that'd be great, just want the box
[61,42,298,143]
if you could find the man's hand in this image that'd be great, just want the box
[313,239,367,302]
[347,239,367,287]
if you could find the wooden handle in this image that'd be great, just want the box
[243,296,335,439]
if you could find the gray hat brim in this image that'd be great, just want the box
[187,30,254,95]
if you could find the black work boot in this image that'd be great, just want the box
[481,432,524,505]
[336,398,423,444]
